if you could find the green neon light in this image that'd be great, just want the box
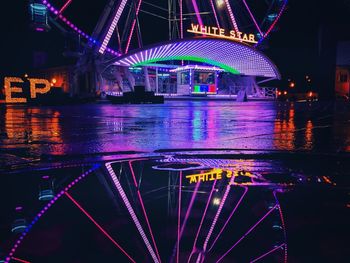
[194,85,200,93]
[133,56,240,74]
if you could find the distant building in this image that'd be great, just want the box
[335,41,350,99]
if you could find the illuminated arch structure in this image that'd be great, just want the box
[112,38,281,78]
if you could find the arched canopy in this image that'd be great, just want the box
[112,38,281,79]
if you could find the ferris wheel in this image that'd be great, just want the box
[31,0,288,57]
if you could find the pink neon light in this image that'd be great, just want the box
[11,257,31,263]
[128,160,162,262]
[250,243,286,263]
[99,0,129,54]
[202,175,237,255]
[176,171,183,263]
[180,0,183,38]
[209,0,221,29]
[263,0,288,38]
[187,180,217,263]
[191,0,203,27]
[215,205,278,262]
[106,162,159,263]
[208,186,248,251]
[65,192,136,263]
[274,191,288,263]
[58,0,72,14]
[242,0,263,36]
[224,0,239,32]
[125,0,142,53]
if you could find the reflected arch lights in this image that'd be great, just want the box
[112,38,281,79]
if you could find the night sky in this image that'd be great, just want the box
[1,0,350,80]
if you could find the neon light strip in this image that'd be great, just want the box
[273,191,288,263]
[224,0,239,32]
[186,29,258,44]
[41,0,119,55]
[242,0,263,36]
[4,166,100,263]
[180,0,183,38]
[202,175,236,255]
[105,162,159,263]
[58,0,72,14]
[187,180,217,263]
[128,161,162,262]
[134,56,240,75]
[11,257,31,263]
[99,0,129,54]
[191,0,203,27]
[250,243,286,263]
[208,186,248,251]
[125,0,143,53]
[65,192,136,262]
[209,0,221,29]
[215,205,278,263]
[176,171,183,263]
[256,0,288,47]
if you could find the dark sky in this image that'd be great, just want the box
[1,0,350,79]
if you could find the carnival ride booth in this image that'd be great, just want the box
[173,65,223,96]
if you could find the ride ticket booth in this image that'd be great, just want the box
[173,65,223,95]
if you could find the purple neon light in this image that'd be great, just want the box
[201,174,236,258]
[274,191,288,263]
[65,192,136,262]
[5,166,99,263]
[105,162,160,263]
[187,180,217,263]
[250,243,286,263]
[176,171,183,263]
[128,160,162,262]
[215,205,278,263]
[224,0,239,32]
[209,0,221,29]
[99,0,129,54]
[125,0,142,53]
[41,0,120,56]
[208,186,248,252]
[114,39,280,78]
[191,0,203,27]
[242,0,263,36]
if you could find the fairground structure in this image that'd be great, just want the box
[30,0,288,99]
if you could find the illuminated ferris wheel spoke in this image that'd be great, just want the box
[209,0,221,29]
[250,243,286,263]
[215,205,278,263]
[224,0,239,32]
[125,0,143,53]
[64,192,136,263]
[10,257,31,263]
[241,0,263,36]
[187,180,217,263]
[58,0,73,15]
[128,160,162,263]
[176,171,183,263]
[191,0,204,27]
[208,186,248,252]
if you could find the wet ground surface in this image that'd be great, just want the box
[1,101,350,262]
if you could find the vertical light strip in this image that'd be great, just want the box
[273,191,288,263]
[224,0,239,32]
[209,0,221,29]
[180,0,183,38]
[191,0,204,27]
[250,243,286,263]
[99,0,129,54]
[128,161,162,262]
[125,0,143,53]
[208,186,248,252]
[242,0,263,36]
[215,205,278,263]
[106,162,159,263]
[65,192,136,263]
[176,171,183,263]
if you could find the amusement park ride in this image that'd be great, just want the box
[29,0,288,99]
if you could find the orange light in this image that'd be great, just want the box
[309,91,313,97]
[52,78,57,84]
[278,91,282,96]
[283,91,287,95]
[289,82,295,88]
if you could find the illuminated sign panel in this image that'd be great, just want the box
[4,77,51,103]
[187,23,257,44]
[186,169,233,184]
